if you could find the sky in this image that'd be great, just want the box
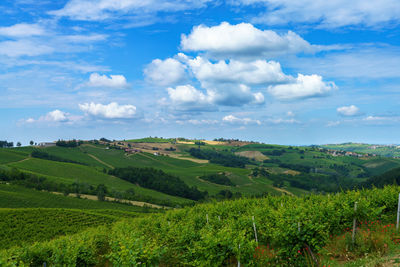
[1,0,400,145]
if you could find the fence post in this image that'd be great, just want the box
[252,216,258,243]
[396,193,400,231]
[238,244,240,267]
[352,202,358,244]
[206,214,209,224]
[298,222,301,233]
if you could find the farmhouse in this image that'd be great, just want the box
[124,148,141,154]
[38,142,56,148]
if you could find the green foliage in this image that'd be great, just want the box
[56,139,82,147]
[31,150,83,165]
[109,167,207,200]
[0,208,116,250]
[189,148,250,168]
[0,184,155,213]
[2,186,400,266]
[199,173,235,186]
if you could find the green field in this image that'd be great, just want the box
[0,184,155,212]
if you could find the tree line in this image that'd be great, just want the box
[188,148,250,168]
[109,167,207,201]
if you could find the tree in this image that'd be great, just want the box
[17,142,21,147]
[96,184,108,201]
[30,140,34,146]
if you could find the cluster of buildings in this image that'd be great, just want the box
[327,150,376,158]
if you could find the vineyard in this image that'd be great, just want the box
[1,186,400,266]
[0,208,120,250]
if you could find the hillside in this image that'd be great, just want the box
[2,186,400,266]
[321,143,400,158]
[2,139,400,207]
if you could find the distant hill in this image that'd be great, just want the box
[363,166,400,188]
[320,143,400,157]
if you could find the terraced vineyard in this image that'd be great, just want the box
[2,186,400,266]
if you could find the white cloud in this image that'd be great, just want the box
[268,74,337,100]
[266,118,299,124]
[222,114,261,125]
[0,23,46,37]
[187,57,288,85]
[167,85,209,105]
[79,102,137,119]
[337,105,360,116]
[87,73,129,89]
[231,0,400,29]
[61,34,108,43]
[25,110,81,124]
[181,22,326,58]
[50,0,211,21]
[0,40,54,57]
[144,58,187,86]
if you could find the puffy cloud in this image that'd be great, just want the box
[87,73,129,89]
[50,0,211,21]
[208,84,264,106]
[222,114,261,125]
[144,58,187,86]
[337,105,360,116]
[181,22,321,58]
[0,23,46,37]
[187,57,288,85]
[231,0,400,28]
[167,85,209,105]
[79,102,137,119]
[25,110,81,124]
[0,40,54,57]
[268,74,336,100]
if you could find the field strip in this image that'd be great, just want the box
[168,154,209,164]
[87,154,114,169]
[7,156,31,164]
[138,153,175,167]
[51,192,167,209]
[272,186,294,196]
[196,176,231,188]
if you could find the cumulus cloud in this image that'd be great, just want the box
[25,110,81,124]
[337,105,360,116]
[181,22,327,58]
[50,0,211,21]
[144,58,187,86]
[268,74,337,100]
[187,57,288,85]
[79,102,137,119]
[222,114,261,125]
[87,73,129,89]
[167,85,209,106]
[231,0,400,28]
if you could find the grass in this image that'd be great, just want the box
[0,149,28,164]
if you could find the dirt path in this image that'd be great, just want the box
[11,156,31,164]
[168,154,209,164]
[51,192,167,209]
[87,154,114,169]
[273,187,294,196]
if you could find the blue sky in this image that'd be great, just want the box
[1,0,400,145]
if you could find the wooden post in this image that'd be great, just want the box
[218,215,221,221]
[252,216,258,243]
[238,244,240,267]
[352,202,358,244]
[206,214,209,224]
[298,222,301,233]
[396,193,400,231]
